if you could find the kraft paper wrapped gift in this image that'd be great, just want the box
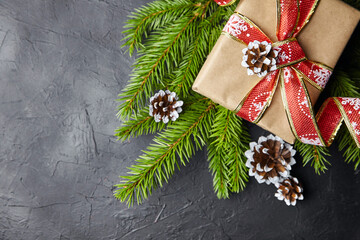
[192,0,360,143]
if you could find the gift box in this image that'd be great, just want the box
[192,0,360,144]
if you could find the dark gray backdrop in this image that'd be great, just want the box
[0,0,359,239]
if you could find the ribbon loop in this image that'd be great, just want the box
[317,97,360,148]
[222,13,272,45]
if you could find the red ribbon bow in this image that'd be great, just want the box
[222,0,360,147]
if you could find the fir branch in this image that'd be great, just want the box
[122,0,197,56]
[114,100,215,206]
[207,143,230,199]
[169,5,224,99]
[338,126,360,169]
[208,107,232,199]
[170,24,217,98]
[207,106,250,198]
[115,107,166,141]
[115,95,208,141]
[228,147,249,193]
[223,0,239,19]
[117,14,199,120]
[294,141,331,174]
[326,70,360,98]
[170,26,206,98]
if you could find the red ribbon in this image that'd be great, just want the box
[214,0,236,6]
[222,0,360,147]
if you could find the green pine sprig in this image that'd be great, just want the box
[168,4,227,99]
[117,14,199,120]
[117,0,228,120]
[114,100,216,206]
[115,0,245,205]
[169,22,221,98]
[338,126,360,169]
[115,107,167,141]
[207,106,250,198]
[294,141,331,174]
[122,0,198,56]
[115,95,209,141]
[327,70,360,98]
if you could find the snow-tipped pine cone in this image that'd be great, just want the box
[275,176,304,206]
[241,40,279,77]
[245,135,296,185]
[149,90,183,124]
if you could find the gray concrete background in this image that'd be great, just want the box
[0,0,360,239]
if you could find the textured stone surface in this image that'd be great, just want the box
[0,0,360,239]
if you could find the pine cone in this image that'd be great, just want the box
[275,177,304,206]
[241,40,279,77]
[149,90,183,124]
[245,135,296,185]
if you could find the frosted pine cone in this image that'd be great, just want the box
[241,40,279,77]
[149,90,183,124]
[275,177,304,206]
[245,135,296,185]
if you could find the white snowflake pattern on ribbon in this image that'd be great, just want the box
[280,1,285,12]
[310,66,331,88]
[253,102,266,112]
[299,136,322,146]
[248,92,271,121]
[300,97,309,108]
[278,51,290,63]
[223,15,248,37]
[283,68,292,83]
[265,74,273,82]
[297,91,311,119]
[352,122,360,136]
[341,98,360,111]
